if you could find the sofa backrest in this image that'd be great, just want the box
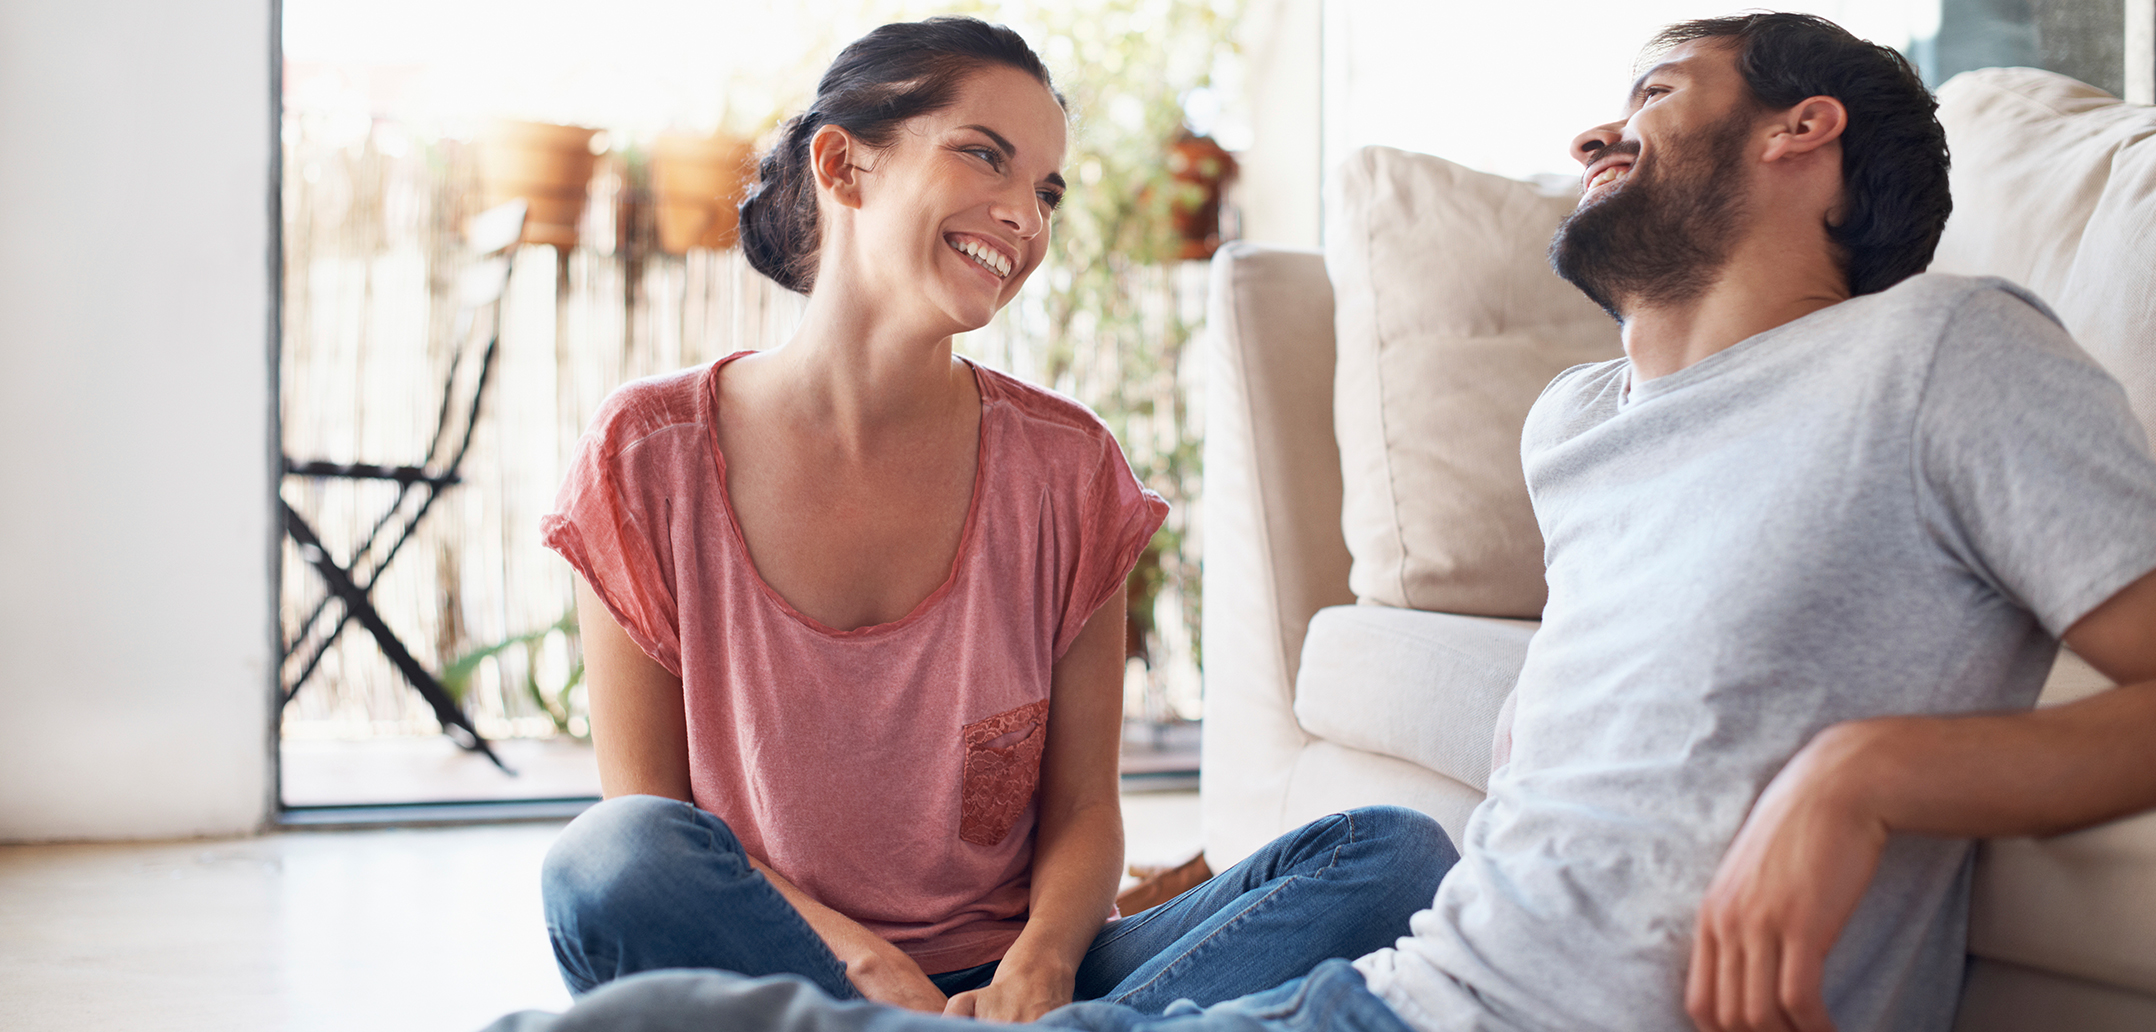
[1930,68,2156,439]
[1324,147,1621,619]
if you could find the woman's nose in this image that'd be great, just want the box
[996,182,1046,239]
[1571,121,1624,167]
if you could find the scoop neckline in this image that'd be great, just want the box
[701,351,993,640]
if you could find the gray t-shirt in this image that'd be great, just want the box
[1354,274,2156,1032]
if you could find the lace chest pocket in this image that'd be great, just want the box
[959,698,1051,847]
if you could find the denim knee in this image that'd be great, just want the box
[1339,806,1456,901]
[1341,805,1452,857]
[544,795,741,928]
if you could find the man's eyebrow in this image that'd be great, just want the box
[959,123,1066,190]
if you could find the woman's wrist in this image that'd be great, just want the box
[994,937,1079,985]
[836,930,908,972]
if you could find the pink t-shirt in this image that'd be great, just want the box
[541,353,1167,973]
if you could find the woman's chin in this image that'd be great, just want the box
[934,293,1004,335]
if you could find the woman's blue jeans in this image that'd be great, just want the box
[541,796,1455,1014]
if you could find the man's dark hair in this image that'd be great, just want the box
[1649,12,1951,296]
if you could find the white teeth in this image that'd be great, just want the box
[950,238,1010,278]
[1589,166,1627,190]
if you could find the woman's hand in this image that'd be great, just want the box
[943,959,1075,1022]
[846,941,949,1013]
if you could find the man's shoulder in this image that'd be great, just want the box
[1852,272,2065,337]
[1523,357,1629,451]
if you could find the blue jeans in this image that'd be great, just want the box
[481,957,1413,1032]
[541,796,1454,1013]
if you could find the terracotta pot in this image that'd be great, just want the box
[476,120,601,250]
[1167,133,1237,260]
[651,133,756,254]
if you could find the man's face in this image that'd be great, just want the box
[1549,39,1761,319]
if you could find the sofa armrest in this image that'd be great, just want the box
[1200,242,1357,868]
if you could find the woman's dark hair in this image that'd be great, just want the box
[1649,13,1951,296]
[737,17,1062,294]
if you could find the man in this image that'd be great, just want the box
[483,13,2156,1032]
[1368,13,2156,1032]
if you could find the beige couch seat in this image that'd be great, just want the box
[1199,68,2156,1029]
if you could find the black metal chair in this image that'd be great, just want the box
[279,200,529,773]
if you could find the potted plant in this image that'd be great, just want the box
[475,120,602,250]
[649,132,757,254]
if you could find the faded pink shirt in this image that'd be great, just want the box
[542,353,1166,973]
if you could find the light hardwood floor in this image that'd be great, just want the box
[0,792,1202,1032]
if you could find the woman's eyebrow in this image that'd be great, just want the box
[959,124,1019,158]
[958,123,1066,189]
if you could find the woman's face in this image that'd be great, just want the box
[836,64,1068,334]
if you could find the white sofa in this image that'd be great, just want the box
[1199,68,2156,1029]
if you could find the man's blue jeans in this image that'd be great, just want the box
[541,796,1453,1012]
[482,958,1413,1032]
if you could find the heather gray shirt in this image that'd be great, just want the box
[1355,275,2156,1032]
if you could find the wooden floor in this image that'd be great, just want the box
[0,792,1203,1032]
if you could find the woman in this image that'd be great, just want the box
[539,16,1453,1023]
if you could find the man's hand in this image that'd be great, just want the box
[1687,569,2156,1032]
[846,943,949,1013]
[1686,723,1888,1032]
[943,959,1075,1022]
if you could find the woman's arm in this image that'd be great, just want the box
[945,590,1129,1022]
[573,576,949,1012]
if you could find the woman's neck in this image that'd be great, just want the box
[756,295,974,449]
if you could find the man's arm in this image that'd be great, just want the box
[1685,567,2156,1032]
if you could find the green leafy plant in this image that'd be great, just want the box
[438,609,586,737]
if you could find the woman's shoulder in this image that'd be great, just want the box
[582,362,720,461]
[970,360,1118,452]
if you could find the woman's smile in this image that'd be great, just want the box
[946,232,1015,280]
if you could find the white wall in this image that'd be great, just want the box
[0,0,275,840]
[1233,0,1323,248]
[1322,0,1941,182]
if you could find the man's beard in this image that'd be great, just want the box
[1548,114,1753,320]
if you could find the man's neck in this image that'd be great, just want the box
[1619,222,1852,383]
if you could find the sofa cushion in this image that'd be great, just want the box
[1973,811,2156,998]
[1965,651,2156,998]
[1931,68,2156,442]
[1325,147,1621,618]
[1292,604,1537,793]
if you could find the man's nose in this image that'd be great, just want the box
[1571,121,1624,167]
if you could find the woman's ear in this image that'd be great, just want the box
[811,124,867,210]
[1761,95,1847,162]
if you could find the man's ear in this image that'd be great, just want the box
[1761,95,1848,162]
[811,124,867,210]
